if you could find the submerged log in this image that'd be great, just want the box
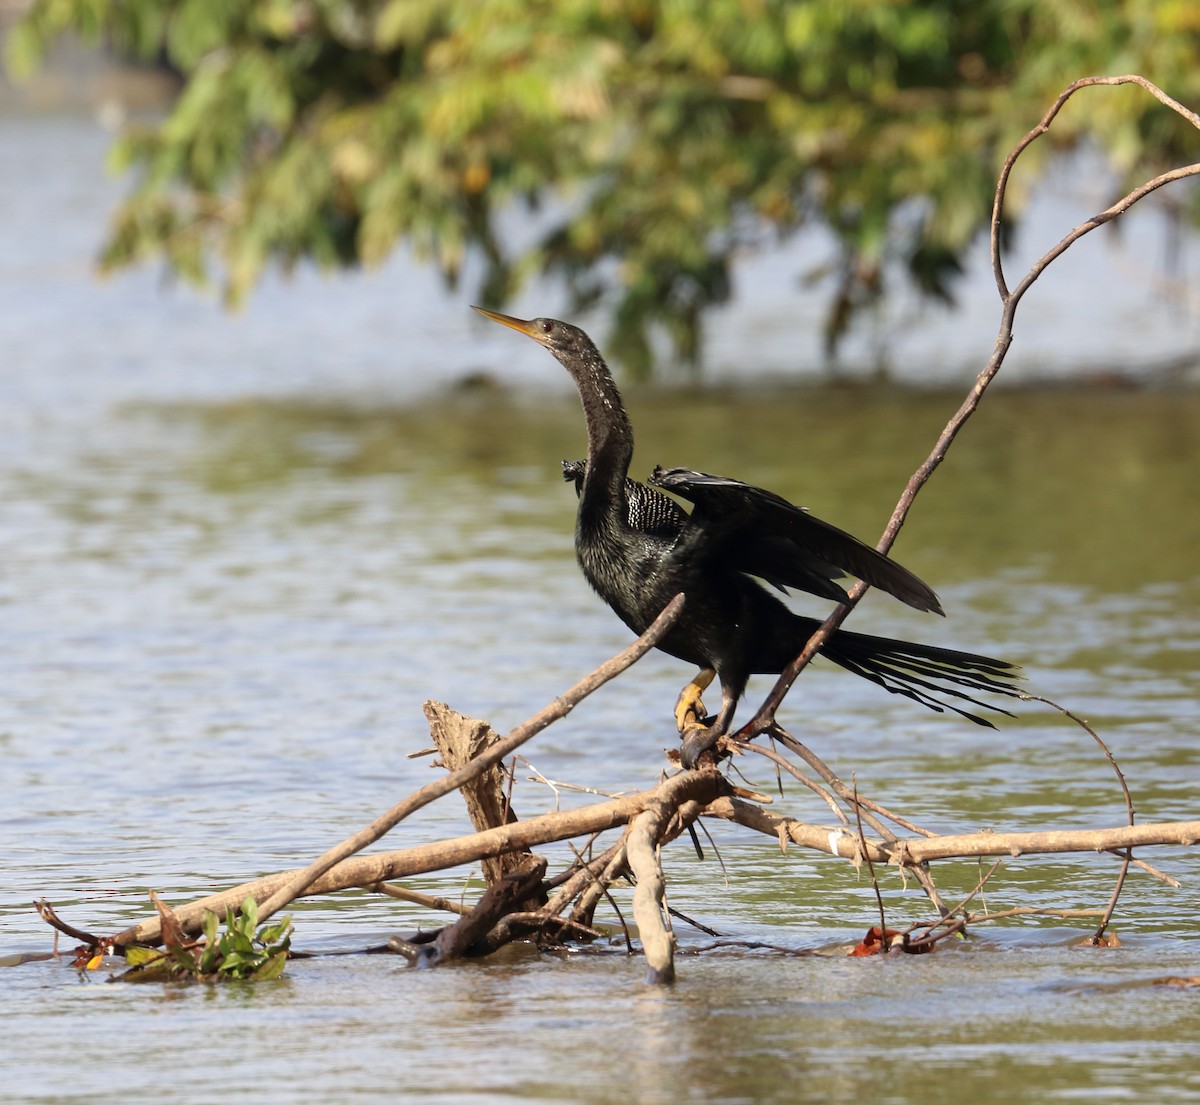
[417,855,548,966]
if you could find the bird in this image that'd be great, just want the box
[474,306,1020,768]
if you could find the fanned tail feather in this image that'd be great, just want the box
[820,628,1022,727]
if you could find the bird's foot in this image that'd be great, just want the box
[674,668,716,733]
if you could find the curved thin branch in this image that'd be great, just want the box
[1021,692,1136,943]
[740,75,1200,739]
[992,74,1200,298]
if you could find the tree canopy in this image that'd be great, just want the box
[9,0,1200,375]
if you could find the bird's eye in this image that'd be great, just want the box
[541,320,554,334]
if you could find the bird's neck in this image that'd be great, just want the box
[570,349,634,500]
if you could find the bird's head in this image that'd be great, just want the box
[471,306,598,364]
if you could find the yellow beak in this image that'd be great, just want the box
[471,305,550,345]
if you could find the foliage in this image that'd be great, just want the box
[9,1,1200,375]
[121,894,292,982]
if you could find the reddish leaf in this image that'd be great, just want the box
[849,926,906,956]
[150,891,186,950]
[849,926,936,956]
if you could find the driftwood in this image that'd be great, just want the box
[35,77,1200,982]
[423,701,541,900]
[246,593,686,927]
[94,734,1197,965]
[111,761,729,947]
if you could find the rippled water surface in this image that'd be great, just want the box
[2,116,1199,1105]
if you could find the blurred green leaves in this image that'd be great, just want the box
[9,0,1200,374]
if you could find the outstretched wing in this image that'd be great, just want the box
[648,466,943,614]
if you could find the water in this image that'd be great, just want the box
[2,115,1200,1105]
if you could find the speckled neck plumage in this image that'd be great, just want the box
[556,339,634,512]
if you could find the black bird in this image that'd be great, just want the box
[476,307,1019,767]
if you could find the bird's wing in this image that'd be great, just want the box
[648,466,944,614]
[563,459,688,540]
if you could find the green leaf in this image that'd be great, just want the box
[250,950,288,981]
[2,19,46,81]
[123,946,163,967]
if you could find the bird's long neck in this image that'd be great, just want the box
[563,345,634,509]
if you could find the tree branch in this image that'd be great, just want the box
[113,762,725,947]
[710,800,1200,865]
[250,594,685,925]
[739,75,1200,739]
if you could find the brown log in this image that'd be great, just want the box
[711,801,1200,865]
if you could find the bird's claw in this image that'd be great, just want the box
[674,668,716,733]
[675,669,722,769]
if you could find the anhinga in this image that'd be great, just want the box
[474,307,1019,767]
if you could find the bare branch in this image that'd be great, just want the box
[626,771,726,982]
[114,762,725,947]
[251,594,685,925]
[710,800,1200,865]
[1019,693,1135,942]
[740,75,1200,740]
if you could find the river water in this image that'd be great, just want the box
[2,115,1199,1105]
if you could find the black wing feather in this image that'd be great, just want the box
[649,466,943,614]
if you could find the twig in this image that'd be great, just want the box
[493,911,604,943]
[33,900,106,950]
[521,760,626,801]
[691,817,730,885]
[568,832,635,933]
[544,830,609,890]
[663,905,722,938]
[566,839,635,953]
[741,741,851,826]
[367,882,470,916]
[853,775,888,954]
[1105,853,1180,888]
[923,905,1110,936]
[766,726,949,913]
[906,860,1005,948]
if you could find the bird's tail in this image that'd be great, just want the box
[818,627,1022,727]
